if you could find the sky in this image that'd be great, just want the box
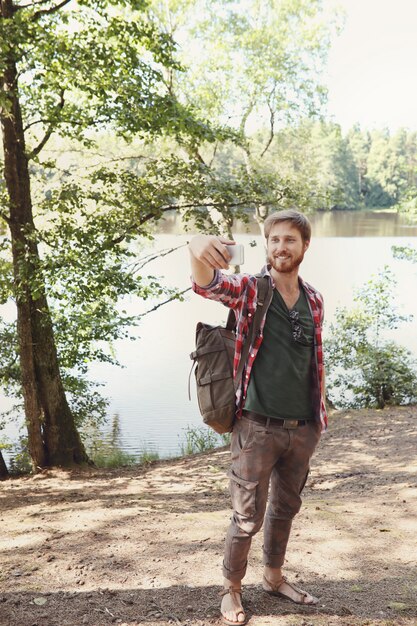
[323,0,417,132]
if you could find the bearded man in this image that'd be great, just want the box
[189,210,327,625]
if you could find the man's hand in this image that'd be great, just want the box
[189,235,235,287]
[189,235,235,269]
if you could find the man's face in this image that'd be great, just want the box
[266,221,309,274]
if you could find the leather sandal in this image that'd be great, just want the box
[262,574,319,605]
[220,586,247,625]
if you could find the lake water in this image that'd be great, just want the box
[2,210,417,462]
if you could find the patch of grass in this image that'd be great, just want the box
[92,449,136,468]
[138,449,159,465]
[180,426,230,456]
[85,413,152,468]
[91,445,159,468]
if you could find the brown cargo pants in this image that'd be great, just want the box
[223,413,321,582]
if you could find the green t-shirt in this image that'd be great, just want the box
[244,287,315,420]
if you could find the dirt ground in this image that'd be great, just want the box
[1,407,417,626]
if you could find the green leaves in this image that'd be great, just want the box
[392,245,417,264]
[3,0,221,154]
[354,267,410,333]
[325,268,417,409]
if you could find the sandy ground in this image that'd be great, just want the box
[1,406,417,626]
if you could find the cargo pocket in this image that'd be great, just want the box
[231,417,254,455]
[228,470,258,517]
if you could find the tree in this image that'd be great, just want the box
[346,124,371,205]
[325,268,417,409]
[148,0,338,234]
[365,130,398,207]
[0,0,232,469]
[308,121,360,209]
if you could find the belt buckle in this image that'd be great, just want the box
[283,419,298,429]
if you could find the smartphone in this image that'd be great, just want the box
[226,244,244,265]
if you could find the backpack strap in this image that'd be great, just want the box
[233,275,272,391]
[225,307,237,331]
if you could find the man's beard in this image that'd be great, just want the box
[268,251,305,274]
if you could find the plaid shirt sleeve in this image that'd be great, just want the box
[191,269,255,310]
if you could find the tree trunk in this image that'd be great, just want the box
[0,450,9,480]
[243,148,270,238]
[0,4,89,468]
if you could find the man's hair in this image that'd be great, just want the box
[264,209,311,242]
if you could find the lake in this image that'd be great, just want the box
[1,210,417,462]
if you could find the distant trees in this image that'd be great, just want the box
[267,122,417,211]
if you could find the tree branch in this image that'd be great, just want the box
[260,82,278,159]
[182,142,206,167]
[239,100,256,137]
[260,101,276,158]
[14,0,54,8]
[12,0,49,10]
[158,199,276,213]
[0,209,11,226]
[108,197,281,247]
[23,118,51,132]
[27,89,65,160]
[138,287,191,318]
[129,243,189,273]
[73,154,155,171]
[32,0,72,20]
[208,141,219,169]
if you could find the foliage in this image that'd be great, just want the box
[168,0,334,128]
[325,267,417,409]
[180,425,230,455]
[0,0,340,449]
[80,412,161,467]
[394,187,417,218]
[392,244,417,264]
[137,449,160,465]
[0,0,256,436]
[92,449,137,468]
[265,122,417,210]
[146,0,339,231]
[7,437,32,476]
[83,413,135,467]
[297,121,360,210]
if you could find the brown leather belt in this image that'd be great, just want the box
[242,409,313,429]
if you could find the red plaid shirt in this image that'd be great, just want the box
[192,265,328,431]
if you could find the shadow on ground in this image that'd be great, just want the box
[1,575,417,626]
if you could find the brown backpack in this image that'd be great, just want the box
[189,276,271,434]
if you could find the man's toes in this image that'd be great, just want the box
[305,593,318,605]
[224,610,245,623]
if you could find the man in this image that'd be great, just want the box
[189,210,327,625]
